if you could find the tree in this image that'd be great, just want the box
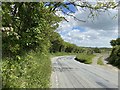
[110,40,117,47]
[110,38,120,47]
[116,38,120,45]
[2,2,61,57]
[45,2,118,21]
[109,38,120,68]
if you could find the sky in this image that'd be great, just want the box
[56,2,118,48]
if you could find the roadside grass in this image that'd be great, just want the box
[97,56,104,65]
[50,52,76,57]
[2,51,51,88]
[75,53,96,64]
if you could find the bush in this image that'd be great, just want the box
[2,51,51,88]
[108,46,120,69]
[93,47,101,53]
[75,53,95,64]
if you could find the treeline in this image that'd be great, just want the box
[2,2,87,59]
[108,38,120,68]
[49,33,85,53]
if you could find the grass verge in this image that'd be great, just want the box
[75,53,95,64]
[50,52,76,57]
[2,51,51,88]
[97,56,104,65]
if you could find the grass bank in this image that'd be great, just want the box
[50,52,76,57]
[2,51,51,88]
[97,56,104,65]
[75,53,96,64]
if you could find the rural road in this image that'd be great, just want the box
[51,56,118,88]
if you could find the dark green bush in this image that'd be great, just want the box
[108,46,120,69]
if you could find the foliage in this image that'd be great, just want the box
[110,40,117,47]
[108,46,120,69]
[45,2,118,21]
[2,2,60,88]
[49,32,64,53]
[99,48,112,53]
[2,2,61,57]
[93,47,101,53]
[110,38,120,47]
[2,51,51,88]
[97,56,104,65]
[75,53,95,64]
[84,48,94,54]
[108,38,120,69]
[50,36,85,53]
[116,38,120,45]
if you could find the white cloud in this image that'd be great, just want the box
[56,9,118,47]
[75,9,118,30]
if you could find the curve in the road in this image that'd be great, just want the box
[51,56,118,88]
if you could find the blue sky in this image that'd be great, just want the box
[56,3,118,47]
[72,26,86,32]
[61,3,77,13]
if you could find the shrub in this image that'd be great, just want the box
[93,47,101,53]
[108,46,120,69]
[2,51,51,88]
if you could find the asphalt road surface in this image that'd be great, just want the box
[51,56,118,88]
